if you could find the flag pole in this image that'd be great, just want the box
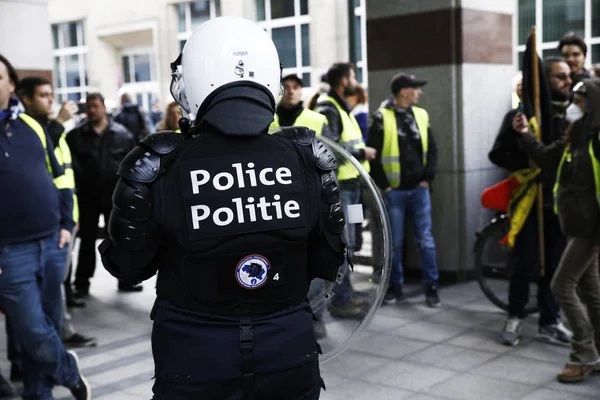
[531,26,546,278]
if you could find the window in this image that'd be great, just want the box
[176,1,221,51]
[121,53,154,83]
[593,44,600,64]
[593,0,600,37]
[516,0,599,72]
[257,0,311,86]
[51,21,89,104]
[543,0,584,42]
[350,0,367,86]
[518,0,535,46]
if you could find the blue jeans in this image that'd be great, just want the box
[384,187,439,287]
[0,233,79,399]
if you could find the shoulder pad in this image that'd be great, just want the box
[140,131,184,154]
[274,126,315,146]
[312,138,337,171]
[117,146,161,183]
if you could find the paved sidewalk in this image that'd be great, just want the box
[0,251,598,399]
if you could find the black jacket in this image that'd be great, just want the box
[367,105,438,190]
[519,80,600,241]
[66,120,136,203]
[314,90,366,162]
[488,103,569,207]
[113,102,150,142]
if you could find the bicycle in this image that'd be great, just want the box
[474,213,539,315]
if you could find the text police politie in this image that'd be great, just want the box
[181,151,308,239]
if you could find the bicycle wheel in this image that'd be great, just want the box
[474,214,539,314]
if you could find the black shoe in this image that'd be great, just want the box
[63,333,98,349]
[118,282,143,292]
[328,299,366,320]
[0,374,14,398]
[72,287,89,298]
[426,285,441,308]
[9,363,22,383]
[67,296,86,308]
[67,351,91,400]
[383,284,403,305]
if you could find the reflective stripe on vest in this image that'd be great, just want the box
[18,113,51,173]
[379,106,429,188]
[269,108,327,135]
[19,114,79,222]
[554,133,600,214]
[317,95,370,180]
[53,133,79,223]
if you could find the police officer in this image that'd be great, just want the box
[270,74,328,135]
[99,17,346,400]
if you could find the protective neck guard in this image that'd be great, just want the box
[192,83,276,137]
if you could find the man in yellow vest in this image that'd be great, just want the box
[315,62,377,319]
[270,74,328,135]
[367,73,440,308]
[16,76,98,347]
[0,54,91,400]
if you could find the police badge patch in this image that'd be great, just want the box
[235,254,271,289]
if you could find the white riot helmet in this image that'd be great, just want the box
[170,16,282,124]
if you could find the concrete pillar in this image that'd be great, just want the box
[0,0,53,82]
[366,0,515,281]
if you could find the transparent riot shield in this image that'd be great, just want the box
[309,136,392,363]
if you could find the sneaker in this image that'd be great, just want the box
[539,323,572,346]
[425,285,440,308]
[313,320,327,339]
[63,333,98,349]
[383,285,397,304]
[67,350,91,400]
[500,317,522,346]
[0,374,14,399]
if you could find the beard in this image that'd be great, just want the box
[343,84,358,97]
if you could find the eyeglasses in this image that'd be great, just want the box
[551,73,571,81]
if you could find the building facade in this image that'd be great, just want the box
[0,0,53,83]
[515,0,600,69]
[47,0,367,112]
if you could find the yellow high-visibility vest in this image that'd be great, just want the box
[379,106,429,188]
[316,95,370,180]
[269,108,327,135]
[19,113,79,222]
[554,131,600,214]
